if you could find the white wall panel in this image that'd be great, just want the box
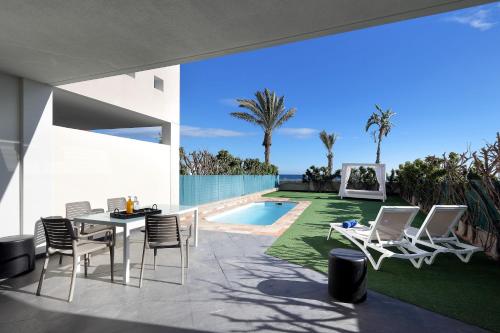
[52,127,171,216]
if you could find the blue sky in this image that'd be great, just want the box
[108,3,500,174]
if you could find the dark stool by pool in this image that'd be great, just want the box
[0,235,35,279]
[328,248,367,303]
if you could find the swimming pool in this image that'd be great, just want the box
[207,201,297,226]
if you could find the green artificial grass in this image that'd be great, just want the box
[264,191,500,332]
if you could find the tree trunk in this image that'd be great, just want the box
[264,145,270,165]
[327,153,333,176]
[376,132,382,163]
[263,131,272,164]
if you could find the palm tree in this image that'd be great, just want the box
[231,89,296,164]
[319,130,339,175]
[365,104,396,163]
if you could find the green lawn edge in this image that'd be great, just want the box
[264,191,500,332]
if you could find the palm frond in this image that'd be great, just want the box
[319,131,339,151]
[332,132,339,145]
[230,112,262,126]
[274,108,296,128]
[380,109,396,136]
[237,99,265,119]
[365,113,380,132]
[232,88,296,142]
[319,130,332,150]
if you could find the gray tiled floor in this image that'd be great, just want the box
[0,230,484,333]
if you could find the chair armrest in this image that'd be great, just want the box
[73,226,80,239]
[91,208,105,214]
[79,229,109,238]
[180,224,193,239]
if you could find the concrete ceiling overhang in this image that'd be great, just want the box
[53,88,167,130]
[0,0,494,85]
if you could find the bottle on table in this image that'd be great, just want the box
[133,196,139,211]
[126,196,133,214]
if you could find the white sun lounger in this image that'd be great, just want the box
[327,206,431,270]
[404,205,482,264]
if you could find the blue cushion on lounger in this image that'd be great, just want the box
[342,220,358,228]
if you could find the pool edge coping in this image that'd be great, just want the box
[197,197,311,237]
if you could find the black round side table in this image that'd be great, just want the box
[328,248,367,303]
[0,235,35,278]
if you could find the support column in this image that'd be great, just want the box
[161,122,179,205]
[170,122,180,205]
[20,79,54,236]
[0,73,21,237]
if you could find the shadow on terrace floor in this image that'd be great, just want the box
[199,248,483,333]
[0,294,210,333]
[204,255,357,333]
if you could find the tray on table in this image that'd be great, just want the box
[110,207,162,219]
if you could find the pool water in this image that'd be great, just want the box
[207,201,297,226]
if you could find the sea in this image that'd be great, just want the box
[279,174,302,182]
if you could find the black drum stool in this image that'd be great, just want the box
[328,248,367,303]
[0,235,35,278]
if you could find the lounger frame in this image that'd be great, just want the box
[327,206,431,270]
[404,205,482,264]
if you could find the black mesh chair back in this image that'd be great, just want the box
[140,214,188,287]
[40,217,76,251]
[145,215,181,247]
[37,216,114,302]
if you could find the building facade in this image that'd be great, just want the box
[0,66,180,238]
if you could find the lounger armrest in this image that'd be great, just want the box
[91,208,105,214]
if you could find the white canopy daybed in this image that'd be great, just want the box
[339,163,386,202]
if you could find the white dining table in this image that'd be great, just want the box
[74,204,199,284]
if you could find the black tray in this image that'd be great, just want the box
[110,207,162,219]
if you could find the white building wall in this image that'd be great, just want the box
[58,65,181,205]
[52,126,171,214]
[58,66,180,123]
[0,65,180,238]
[0,73,20,236]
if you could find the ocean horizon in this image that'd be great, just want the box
[279,174,302,181]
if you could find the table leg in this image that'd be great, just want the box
[123,224,130,284]
[194,208,199,247]
[76,255,81,273]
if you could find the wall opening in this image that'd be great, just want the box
[92,126,162,143]
[154,76,164,91]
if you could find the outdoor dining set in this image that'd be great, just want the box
[36,198,199,302]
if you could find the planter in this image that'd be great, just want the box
[457,221,499,259]
[468,224,477,242]
[457,220,468,238]
[476,228,499,259]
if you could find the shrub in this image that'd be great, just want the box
[346,166,379,190]
[180,148,278,175]
[395,133,500,254]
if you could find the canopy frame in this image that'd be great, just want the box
[339,163,386,202]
